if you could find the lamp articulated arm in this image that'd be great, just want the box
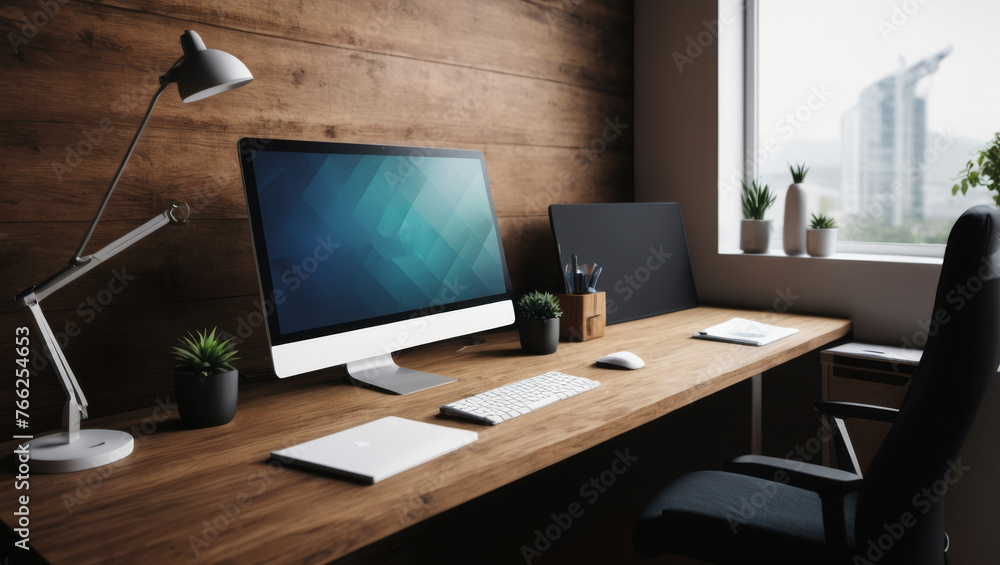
[23,299,86,441]
[70,62,181,265]
[18,204,189,305]
[17,204,189,444]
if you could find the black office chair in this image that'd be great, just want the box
[633,205,1000,565]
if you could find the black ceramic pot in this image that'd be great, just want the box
[174,369,238,428]
[518,318,560,355]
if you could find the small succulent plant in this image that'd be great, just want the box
[171,327,239,377]
[810,213,837,230]
[741,179,776,220]
[517,291,563,320]
[789,162,809,184]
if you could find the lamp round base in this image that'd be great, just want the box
[28,430,134,473]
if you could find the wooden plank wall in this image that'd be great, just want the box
[0,0,634,433]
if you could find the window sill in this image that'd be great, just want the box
[718,248,943,265]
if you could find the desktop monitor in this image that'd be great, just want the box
[238,139,514,394]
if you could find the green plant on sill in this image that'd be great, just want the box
[810,213,837,230]
[517,291,563,320]
[741,179,776,220]
[789,162,809,184]
[952,132,1000,206]
[171,327,240,377]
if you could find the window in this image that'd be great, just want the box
[746,0,998,252]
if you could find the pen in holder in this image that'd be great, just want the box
[563,256,602,295]
[555,291,606,342]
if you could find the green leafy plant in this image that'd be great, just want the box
[789,162,809,184]
[517,291,563,320]
[171,327,239,377]
[810,213,837,230]
[952,132,1000,205]
[741,179,776,220]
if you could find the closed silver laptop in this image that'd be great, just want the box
[270,416,477,484]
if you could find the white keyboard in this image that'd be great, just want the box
[439,371,600,425]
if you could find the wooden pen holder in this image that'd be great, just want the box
[555,292,606,342]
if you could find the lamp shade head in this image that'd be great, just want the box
[176,30,253,103]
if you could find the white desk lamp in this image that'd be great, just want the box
[15,30,252,473]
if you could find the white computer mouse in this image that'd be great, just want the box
[597,351,645,370]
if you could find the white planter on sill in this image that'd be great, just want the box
[741,219,772,254]
[807,229,837,257]
[783,183,807,255]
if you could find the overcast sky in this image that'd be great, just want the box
[759,0,1000,145]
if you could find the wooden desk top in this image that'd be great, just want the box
[1,306,849,564]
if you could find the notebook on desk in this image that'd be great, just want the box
[270,416,478,484]
[693,317,798,346]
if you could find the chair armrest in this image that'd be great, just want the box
[724,455,862,497]
[814,400,898,423]
[814,400,897,476]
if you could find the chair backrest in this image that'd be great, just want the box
[857,205,1000,562]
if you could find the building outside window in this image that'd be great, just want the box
[756,0,998,249]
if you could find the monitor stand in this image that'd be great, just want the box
[345,353,456,395]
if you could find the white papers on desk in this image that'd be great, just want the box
[693,317,799,346]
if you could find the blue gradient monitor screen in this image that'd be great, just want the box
[239,140,512,345]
